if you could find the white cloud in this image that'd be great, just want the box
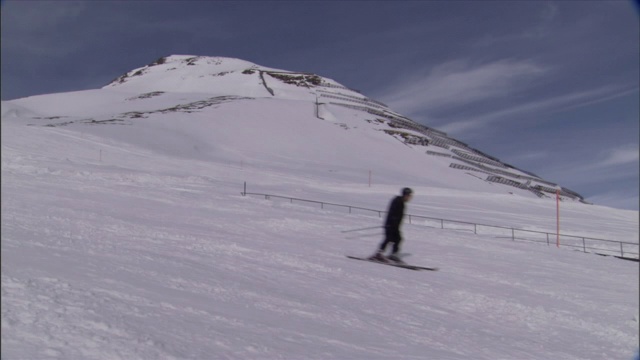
[437,85,637,137]
[379,58,547,116]
[595,144,639,168]
[540,144,639,190]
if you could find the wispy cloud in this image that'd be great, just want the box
[591,144,639,168]
[437,85,637,136]
[380,59,547,116]
[559,144,639,176]
[541,144,639,188]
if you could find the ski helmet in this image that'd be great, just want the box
[402,187,413,196]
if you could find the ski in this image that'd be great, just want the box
[346,256,438,271]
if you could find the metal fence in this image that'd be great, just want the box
[241,189,639,261]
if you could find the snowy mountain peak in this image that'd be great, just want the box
[6,55,587,204]
[103,55,345,101]
[105,55,263,86]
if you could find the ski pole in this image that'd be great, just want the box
[341,225,382,233]
[345,232,382,239]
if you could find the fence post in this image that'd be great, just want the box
[546,233,550,246]
[582,238,586,253]
[474,224,477,234]
[512,228,515,241]
[243,182,246,196]
[620,242,624,257]
[441,219,444,229]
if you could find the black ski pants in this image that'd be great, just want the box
[378,226,402,254]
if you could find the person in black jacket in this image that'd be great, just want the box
[370,187,413,263]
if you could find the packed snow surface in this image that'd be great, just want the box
[2,56,638,359]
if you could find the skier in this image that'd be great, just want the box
[369,187,413,263]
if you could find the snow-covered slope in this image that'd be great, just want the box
[2,55,638,359]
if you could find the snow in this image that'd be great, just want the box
[2,56,638,359]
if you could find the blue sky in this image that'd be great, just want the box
[1,1,638,210]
